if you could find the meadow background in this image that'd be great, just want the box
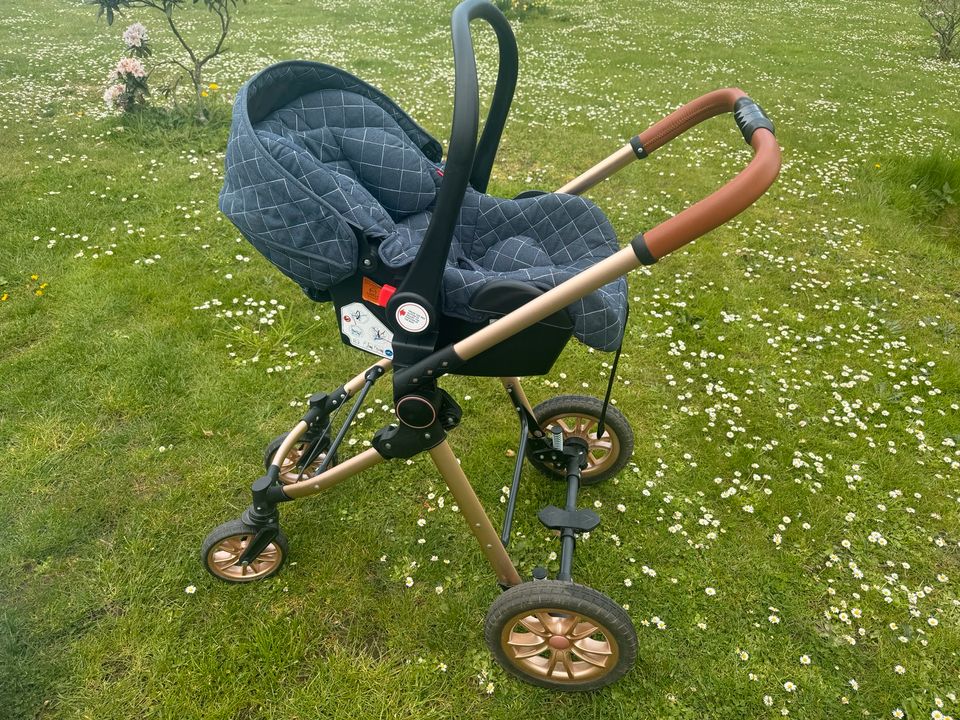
[2,0,959,718]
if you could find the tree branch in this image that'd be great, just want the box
[198,1,230,68]
[162,5,199,66]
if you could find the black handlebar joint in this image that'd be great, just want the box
[629,135,648,160]
[733,96,775,145]
[631,233,657,266]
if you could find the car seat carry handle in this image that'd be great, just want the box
[467,4,519,194]
[386,0,517,367]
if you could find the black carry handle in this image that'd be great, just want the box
[387,0,518,367]
[466,2,519,192]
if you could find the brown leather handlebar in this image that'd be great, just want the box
[638,89,781,261]
[638,87,747,155]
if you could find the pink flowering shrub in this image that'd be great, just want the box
[87,0,244,121]
[122,22,150,57]
[103,24,151,112]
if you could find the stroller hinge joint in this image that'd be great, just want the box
[374,389,462,459]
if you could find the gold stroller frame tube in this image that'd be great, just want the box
[265,90,780,586]
[429,441,523,586]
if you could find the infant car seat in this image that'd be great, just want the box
[220,54,627,374]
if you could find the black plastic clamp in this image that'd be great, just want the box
[372,421,446,459]
[392,346,464,398]
[629,134,648,159]
[303,385,348,426]
[733,97,775,145]
[631,232,657,266]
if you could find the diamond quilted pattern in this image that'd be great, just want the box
[220,61,628,351]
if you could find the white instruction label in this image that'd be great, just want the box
[340,302,394,358]
[395,302,430,333]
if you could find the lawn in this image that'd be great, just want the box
[2,0,960,718]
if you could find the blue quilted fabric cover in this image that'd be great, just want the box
[220,61,628,351]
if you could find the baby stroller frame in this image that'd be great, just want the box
[202,0,780,691]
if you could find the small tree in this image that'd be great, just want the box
[86,0,244,119]
[920,0,960,60]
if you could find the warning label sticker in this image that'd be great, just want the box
[340,302,394,358]
[395,302,429,333]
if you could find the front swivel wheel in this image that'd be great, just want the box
[201,519,288,583]
[484,581,637,691]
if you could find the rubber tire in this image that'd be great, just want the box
[484,581,637,691]
[264,433,336,474]
[200,518,288,583]
[527,395,634,485]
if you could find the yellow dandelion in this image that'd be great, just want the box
[874,163,881,169]
[201,90,209,97]
[35,289,44,296]
[1,293,8,302]
[30,274,39,281]
[40,283,48,289]
[208,82,219,90]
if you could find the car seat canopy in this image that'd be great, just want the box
[220,61,628,351]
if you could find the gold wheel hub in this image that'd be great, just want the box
[207,533,283,581]
[277,444,326,484]
[501,608,619,683]
[542,413,619,479]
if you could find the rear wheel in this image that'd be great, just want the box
[485,581,637,691]
[528,395,633,485]
[264,432,335,484]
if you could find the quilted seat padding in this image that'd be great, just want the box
[220,61,628,351]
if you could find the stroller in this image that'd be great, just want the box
[202,0,780,691]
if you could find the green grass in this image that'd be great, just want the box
[2,0,960,718]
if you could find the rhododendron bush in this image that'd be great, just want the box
[104,24,150,112]
[86,0,245,119]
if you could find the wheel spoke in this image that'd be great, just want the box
[507,634,547,648]
[535,612,558,635]
[573,647,612,668]
[223,537,245,553]
[518,615,550,637]
[557,613,581,636]
[556,418,575,434]
[573,638,613,656]
[512,642,549,659]
[545,650,560,677]
[561,651,576,679]
[212,551,240,570]
[568,622,600,641]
